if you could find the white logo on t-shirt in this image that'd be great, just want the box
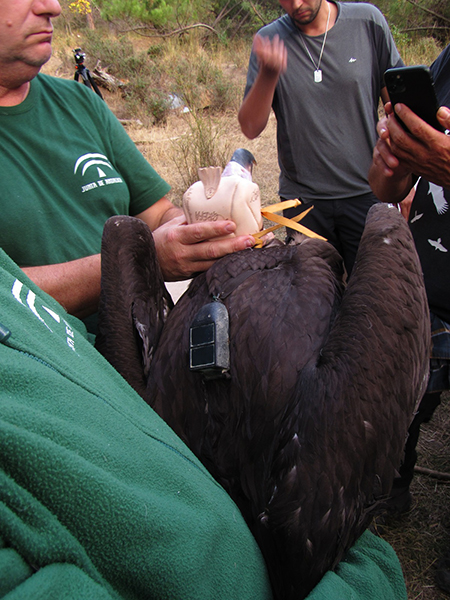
[74,152,124,194]
[11,279,78,352]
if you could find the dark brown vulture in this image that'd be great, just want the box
[95,203,430,600]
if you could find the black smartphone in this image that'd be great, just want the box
[384,65,444,133]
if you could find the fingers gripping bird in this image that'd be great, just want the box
[95,203,430,600]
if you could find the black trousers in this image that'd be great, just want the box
[283,192,380,277]
[392,391,442,491]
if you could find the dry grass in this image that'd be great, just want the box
[126,110,279,207]
[377,391,450,600]
[43,31,450,598]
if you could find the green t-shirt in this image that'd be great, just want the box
[0,73,170,267]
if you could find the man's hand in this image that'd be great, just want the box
[152,215,256,281]
[238,34,287,140]
[369,103,450,203]
[386,104,450,188]
[253,34,288,78]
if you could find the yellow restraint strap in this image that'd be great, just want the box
[252,199,327,247]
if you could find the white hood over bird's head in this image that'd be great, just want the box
[182,148,262,237]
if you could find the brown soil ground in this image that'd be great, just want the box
[379,391,450,600]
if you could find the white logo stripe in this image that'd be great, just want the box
[81,160,113,176]
[74,153,111,174]
[12,280,25,304]
[27,291,53,331]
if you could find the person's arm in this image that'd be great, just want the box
[22,197,256,316]
[238,34,287,140]
[380,85,390,105]
[369,103,450,203]
[21,255,101,320]
[368,112,415,204]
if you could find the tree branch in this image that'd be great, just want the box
[414,465,450,481]
[248,1,267,26]
[405,0,450,25]
[118,23,219,38]
[400,26,450,33]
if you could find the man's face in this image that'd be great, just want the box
[0,0,61,73]
[279,0,323,28]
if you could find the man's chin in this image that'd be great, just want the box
[23,47,53,69]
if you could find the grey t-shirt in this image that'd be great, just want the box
[244,1,403,202]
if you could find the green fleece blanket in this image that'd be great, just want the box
[0,248,406,599]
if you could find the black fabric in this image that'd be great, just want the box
[407,43,450,324]
[283,193,380,276]
[408,180,450,323]
[431,44,450,108]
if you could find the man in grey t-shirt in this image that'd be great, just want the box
[238,0,403,275]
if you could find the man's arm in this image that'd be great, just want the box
[369,111,414,204]
[369,103,450,203]
[21,255,101,320]
[380,85,390,105]
[238,34,287,140]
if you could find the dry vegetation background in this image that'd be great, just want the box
[43,24,450,600]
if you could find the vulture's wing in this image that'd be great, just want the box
[95,215,173,398]
[252,204,430,597]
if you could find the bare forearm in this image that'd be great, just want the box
[22,254,101,319]
[368,161,413,204]
[369,115,415,204]
[239,34,286,140]
[238,71,277,139]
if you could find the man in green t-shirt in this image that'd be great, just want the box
[0,0,256,333]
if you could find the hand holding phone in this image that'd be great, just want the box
[384,65,445,133]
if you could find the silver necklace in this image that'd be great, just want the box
[300,1,331,83]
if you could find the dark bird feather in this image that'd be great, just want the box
[95,204,430,600]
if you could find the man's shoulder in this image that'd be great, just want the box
[35,72,100,102]
[338,1,385,22]
[36,72,79,91]
[257,14,293,38]
[34,72,108,116]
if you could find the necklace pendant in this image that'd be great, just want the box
[314,69,322,83]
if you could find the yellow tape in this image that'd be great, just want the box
[261,199,301,214]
